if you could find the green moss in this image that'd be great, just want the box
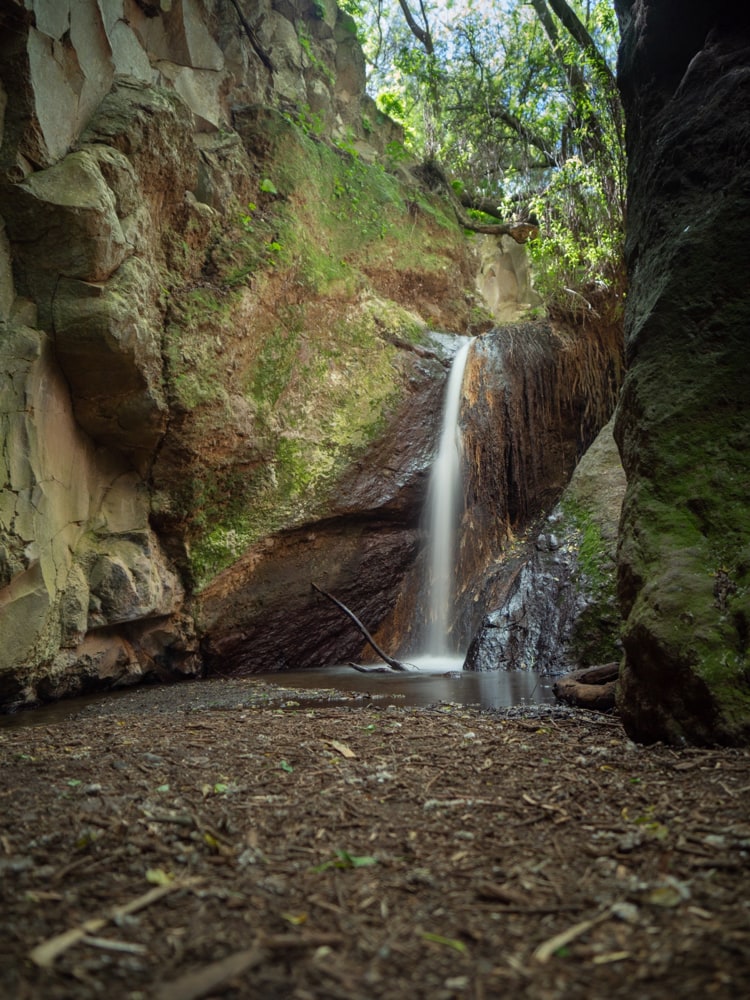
[164,287,235,410]
[619,395,750,735]
[184,300,405,588]
[560,496,622,665]
[164,112,471,589]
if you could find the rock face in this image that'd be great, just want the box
[373,323,623,658]
[0,0,625,705]
[614,2,750,743]
[465,418,625,674]
[475,235,541,324]
[197,336,450,674]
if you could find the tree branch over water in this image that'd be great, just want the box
[312,583,412,672]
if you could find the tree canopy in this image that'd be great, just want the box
[343,0,625,320]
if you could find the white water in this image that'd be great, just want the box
[424,338,474,656]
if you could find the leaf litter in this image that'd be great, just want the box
[1,677,749,998]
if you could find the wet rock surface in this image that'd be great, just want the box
[465,418,625,674]
[373,324,623,660]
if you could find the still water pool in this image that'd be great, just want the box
[0,660,556,729]
[257,658,556,710]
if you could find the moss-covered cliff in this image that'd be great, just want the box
[0,0,622,706]
[614,1,750,745]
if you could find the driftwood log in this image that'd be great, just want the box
[311,584,413,673]
[553,662,619,712]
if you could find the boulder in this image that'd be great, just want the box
[52,260,168,468]
[4,149,128,321]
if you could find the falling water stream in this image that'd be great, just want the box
[424,337,474,657]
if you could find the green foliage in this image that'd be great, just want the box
[376,91,408,124]
[525,156,625,321]
[283,103,326,136]
[351,0,625,319]
[297,24,335,85]
[313,849,378,871]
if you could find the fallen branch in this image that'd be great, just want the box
[455,204,539,243]
[533,908,612,962]
[29,882,188,968]
[312,583,412,672]
[349,662,396,674]
[155,943,268,1000]
[155,933,345,1000]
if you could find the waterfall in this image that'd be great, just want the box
[423,337,473,657]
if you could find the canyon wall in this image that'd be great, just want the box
[614,1,750,743]
[0,0,481,704]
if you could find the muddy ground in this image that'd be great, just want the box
[1,678,749,999]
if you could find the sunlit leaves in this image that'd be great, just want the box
[349,0,625,317]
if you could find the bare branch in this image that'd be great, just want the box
[312,584,412,671]
[396,0,434,55]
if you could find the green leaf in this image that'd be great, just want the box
[146,868,175,886]
[279,760,294,773]
[313,849,378,872]
[259,177,278,194]
[420,932,467,954]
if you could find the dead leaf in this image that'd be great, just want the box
[420,932,468,954]
[326,740,356,759]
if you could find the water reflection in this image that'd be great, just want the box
[264,662,556,710]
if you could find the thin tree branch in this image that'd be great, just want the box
[396,0,434,55]
[545,0,617,90]
[312,584,412,672]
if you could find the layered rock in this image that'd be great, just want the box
[614,2,750,743]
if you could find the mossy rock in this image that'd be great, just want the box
[156,107,476,590]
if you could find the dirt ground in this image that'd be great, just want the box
[1,678,749,1000]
